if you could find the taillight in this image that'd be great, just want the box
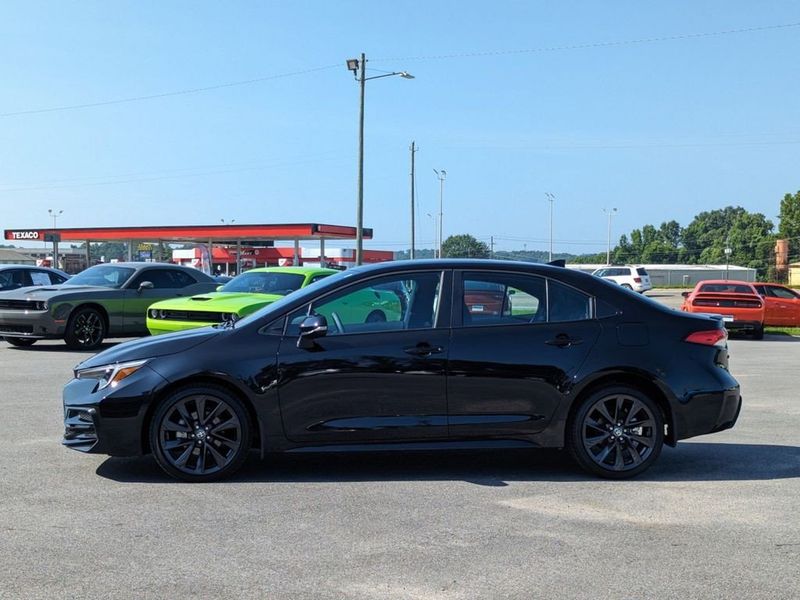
[634,277,641,283]
[685,329,727,347]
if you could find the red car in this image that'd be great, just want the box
[681,280,765,339]
[752,283,800,327]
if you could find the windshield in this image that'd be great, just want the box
[63,265,136,288]
[221,271,306,295]
[233,268,355,328]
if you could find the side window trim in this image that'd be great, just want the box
[454,269,597,328]
[279,270,449,338]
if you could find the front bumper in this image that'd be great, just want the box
[146,317,216,336]
[62,364,168,456]
[673,387,742,442]
[0,309,64,339]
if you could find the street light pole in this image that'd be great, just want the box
[434,169,446,258]
[346,54,414,266]
[48,209,63,268]
[724,239,732,280]
[602,207,618,265]
[545,193,555,262]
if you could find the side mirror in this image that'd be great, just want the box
[681,291,689,298]
[138,281,154,293]
[297,315,328,349]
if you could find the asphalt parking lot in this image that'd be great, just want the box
[1,291,798,599]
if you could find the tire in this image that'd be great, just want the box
[4,337,37,347]
[752,325,764,340]
[64,307,106,350]
[365,310,386,323]
[621,284,633,290]
[568,386,664,479]
[149,385,252,482]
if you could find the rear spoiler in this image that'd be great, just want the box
[547,259,566,268]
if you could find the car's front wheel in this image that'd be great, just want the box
[64,307,106,349]
[568,386,664,479]
[149,385,252,482]
[4,336,37,347]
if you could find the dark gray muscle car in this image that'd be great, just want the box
[0,262,216,349]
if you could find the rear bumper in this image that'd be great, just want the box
[724,320,761,332]
[673,387,742,441]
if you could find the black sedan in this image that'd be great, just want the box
[62,260,741,481]
[0,262,216,349]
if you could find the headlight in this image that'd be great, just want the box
[75,359,148,390]
[149,309,158,319]
[32,301,48,311]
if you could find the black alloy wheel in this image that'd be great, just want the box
[568,386,664,479]
[150,385,252,482]
[752,325,764,340]
[4,337,37,347]
[64,307,106,349]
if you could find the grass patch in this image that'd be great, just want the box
[765,327,800,336]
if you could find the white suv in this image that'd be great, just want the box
[592,265,652,293]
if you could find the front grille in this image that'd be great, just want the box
[63,407,98,452]
[0,324,34,334]
[0,299,43,310]
[159,310,225,323]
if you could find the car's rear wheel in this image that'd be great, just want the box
[150,385,252,482]
[4,336,37,347]
[64,307,106,349]
[752,325,764,340]
[621,284,633,290]
[568,386,664,479]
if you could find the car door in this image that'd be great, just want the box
[122,269,197,333]
[275,269,450,443]
[765,285,800,326]
[447,270,600,439]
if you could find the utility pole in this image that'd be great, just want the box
[48,209,63,268]
[410,141,417,259]
[434,169,446,259]
[355,52,366,266]
[490,236,495,259]
[546,192,555,261]
[603,207,618,265]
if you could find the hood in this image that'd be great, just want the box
[0,285,110,300]
[152,291,283,313]
[76,326,220,369]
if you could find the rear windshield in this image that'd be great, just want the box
[699,283,754,294]
[636,268,648,276]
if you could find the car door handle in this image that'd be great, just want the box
[545,334,583,348]
[404,343,444,357]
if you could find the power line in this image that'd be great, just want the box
[3,22,799,118]
[0,64,340,117]
[373,22,800,62]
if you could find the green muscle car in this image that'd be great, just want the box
[146,267,337,335]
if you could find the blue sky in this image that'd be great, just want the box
[1,1,798,254]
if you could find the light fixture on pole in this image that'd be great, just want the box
[346,53,414,266]
[602,207,618,265]
[724,243,732,280]
[47,209,63,268]
[433,169,446,259]
[545,193,555,262]
[426,212,437,258]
